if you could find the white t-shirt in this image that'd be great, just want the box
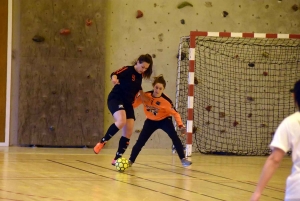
[270,111,300,200]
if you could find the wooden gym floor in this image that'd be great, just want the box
[0,147,289,201]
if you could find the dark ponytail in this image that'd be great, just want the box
[293,79,300,110]
[152,74,166,88]
[135,54,153,79]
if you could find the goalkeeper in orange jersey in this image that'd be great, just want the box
[129,75,192,167]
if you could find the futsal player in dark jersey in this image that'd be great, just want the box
[94,54,153,165]
[129,75,192,167]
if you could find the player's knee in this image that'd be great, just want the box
[115,120,126,128]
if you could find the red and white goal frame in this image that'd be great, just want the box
[185,31,300,157]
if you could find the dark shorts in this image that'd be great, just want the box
[107,94,135,120]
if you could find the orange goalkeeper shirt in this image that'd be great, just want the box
[133,91,183,126]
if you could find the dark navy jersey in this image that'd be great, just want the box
[109,66,142,104]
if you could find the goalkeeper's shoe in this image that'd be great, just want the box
[181,158,192,167]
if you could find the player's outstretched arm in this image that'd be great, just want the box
[139,90,151,102]
[133,92,143,108]
[250,148,285,201]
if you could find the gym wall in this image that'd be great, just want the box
[11,0,300,149]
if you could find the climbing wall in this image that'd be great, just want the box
[18,1,106,146]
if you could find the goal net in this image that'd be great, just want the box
[176,32,300,156]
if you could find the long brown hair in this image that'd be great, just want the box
[152,74,166,88]
[133,54,153,79]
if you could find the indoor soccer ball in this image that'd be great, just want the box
[115,157,129,172]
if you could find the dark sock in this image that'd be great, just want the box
[172,140,185,159]
[114,136,130,160]
[101,123,119,143]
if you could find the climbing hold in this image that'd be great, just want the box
[152,54,156,58]
[205,105,212,112]
[158,33,163,42]
[86,19,92,26]
[233,121,239,127]
[263,71,268,76]
[177,52,187,60]
[248,63,255,67]
[49,126,55,131]
[292,4,299,11]
[247,96,254,101]
[247,113,252,118]
[136,10,143,18]
[32,35,45,42]
[180,19,185,24]
[194,77,199,85]
[177,1,193,9]
[222,11,229,17]
[192,126,197,133]
[60,29,71,35]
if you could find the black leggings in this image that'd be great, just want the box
[130,117,185,163]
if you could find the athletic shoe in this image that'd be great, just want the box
[181,158,192,167]
[128,160,133,167]
[111,159,116,166]
[93,142,106,154]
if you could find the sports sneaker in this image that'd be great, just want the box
[111,159,116,166]
[181,158,192,167]
[93,142,106,154]
[128,160,133,167]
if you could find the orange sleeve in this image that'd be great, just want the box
[132,92,143,108]
[166,107,183,126]
[162,94,184,126]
